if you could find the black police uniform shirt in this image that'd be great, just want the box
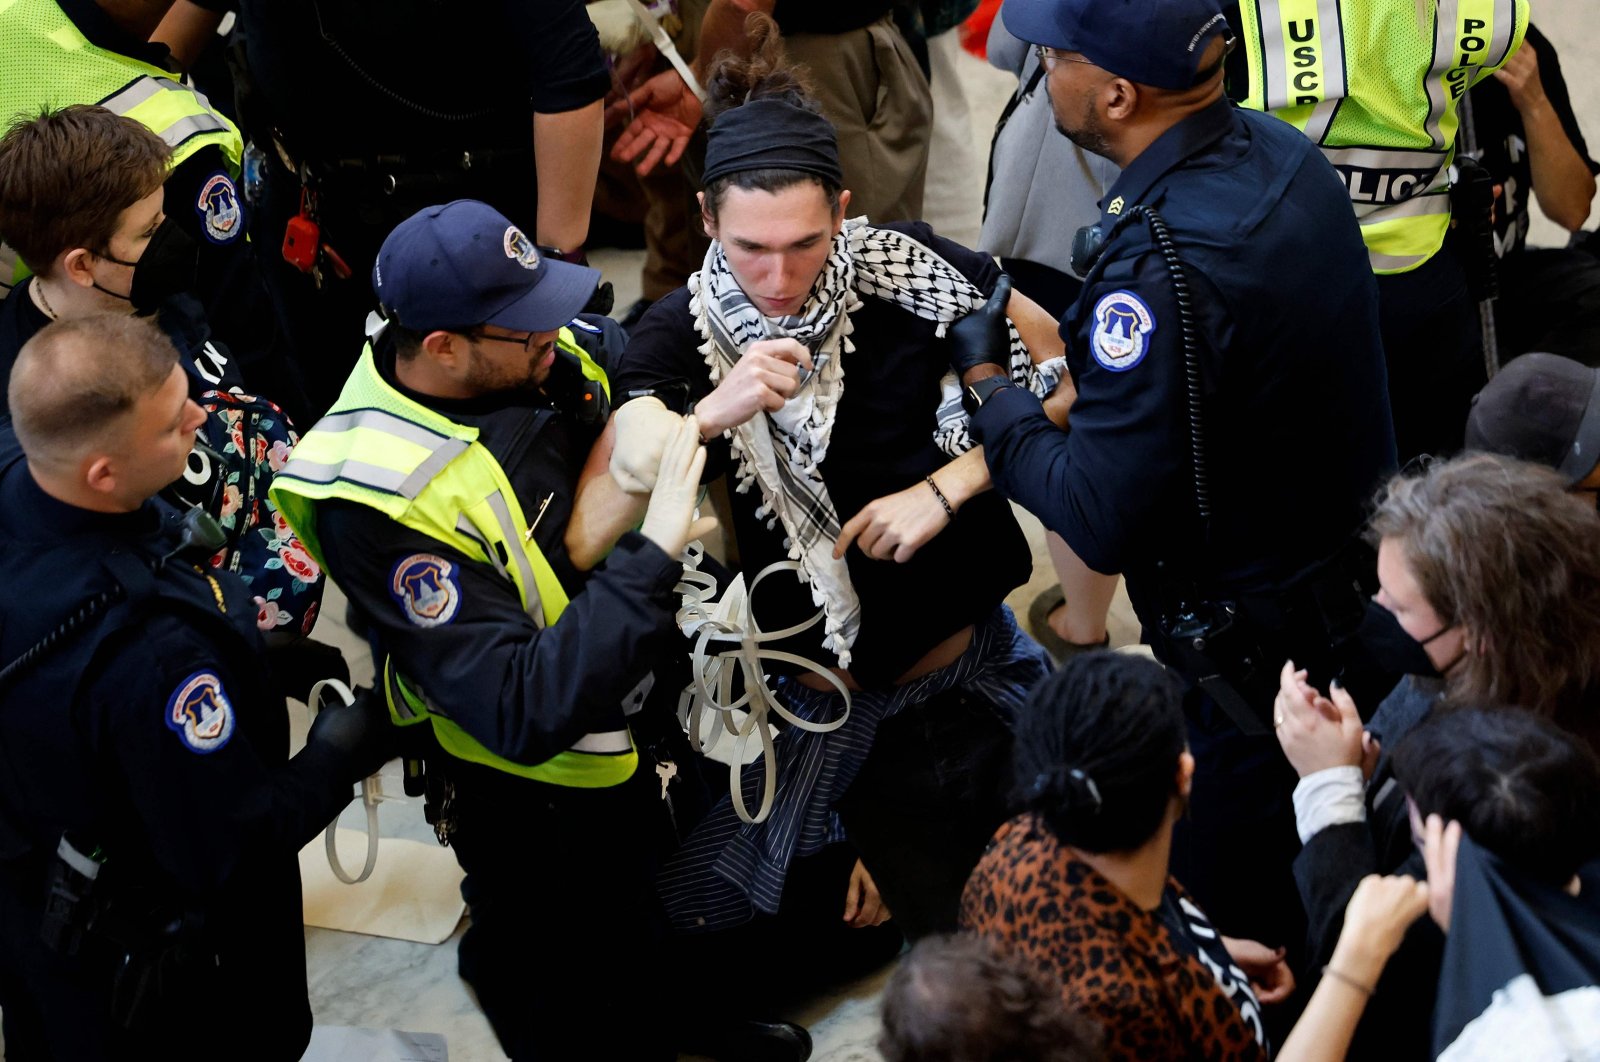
[613,221,1033,689]
[315,343,684,769]
[1469,25,1600,257]
[974,99,1397,626]
[0,436,350,1058]
[193,0,610,159]
[0,281,244,418]
[53,0,292,395]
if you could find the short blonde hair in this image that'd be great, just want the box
[9,314,178,468]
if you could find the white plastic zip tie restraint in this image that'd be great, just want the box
[675,540,852,824]
[307,678,386,885]
[625,0,707,102]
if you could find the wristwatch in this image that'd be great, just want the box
[963,374,1015,415]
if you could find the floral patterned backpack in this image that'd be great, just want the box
[162,390,325,643]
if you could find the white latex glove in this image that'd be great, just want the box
[585,0,651,56]
[611,396,684,494]
[639,416,718,556]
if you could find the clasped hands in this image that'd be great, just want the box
[1274,660,1381,780]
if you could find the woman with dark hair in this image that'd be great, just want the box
[1275,451,1600,1056]
[572,17,1071,941]
[961,652,1432,1062]
[961,652,1272,1060]
[1395,709,1600,1058]
[1393,707,1600,893]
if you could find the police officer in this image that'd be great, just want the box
[156,0,613,416]
[0,313,389,1059]
[0,0,310,425]
[269,201,717,1060]
[1228,0,1529,461]
[953,0,1397,954]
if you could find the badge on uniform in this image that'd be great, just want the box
[196,172,243,245]
[166,670,236,754]
[390,554,463,627]
[1090,290,1157,372]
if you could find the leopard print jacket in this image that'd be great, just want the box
[961,814,1269,1061]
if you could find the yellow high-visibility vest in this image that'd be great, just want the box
[1237,0,1527,273]
[271,339,637,788]
[0,0,244,292]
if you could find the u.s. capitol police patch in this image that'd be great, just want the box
[166,670,236,754]
[1090,290,1156,372]
[389,553,462,627]
[196,172,243,244]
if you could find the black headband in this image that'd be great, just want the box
[701,98,844,189]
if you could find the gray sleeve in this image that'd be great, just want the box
[987,8,1027,75]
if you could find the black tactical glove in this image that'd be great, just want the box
[305,685,396,783]
[946,274,1013,379]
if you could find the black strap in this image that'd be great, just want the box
[983,62,1048,222]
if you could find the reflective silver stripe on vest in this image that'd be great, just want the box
[1354,187,1450,223]
[1485,0,1520,71]
[1422,0,1516,151]
[313,408,450,448]
[279,456,410,494]
[279,409,470,500]
[455,514,512,583]
[1369,248,1432,271]
[1424,0,1462,150]
[570,730,635,755]
[482,490,546,628]
[1255,0,1346,141]
[393,664,631,754]
[96,75,230,147]
[386,664,420,721]
[1303,0,1346,143]
[1321,143,1449,218]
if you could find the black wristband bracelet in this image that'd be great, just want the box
[926,475,955,520]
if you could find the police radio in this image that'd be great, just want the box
[1073,206,1211,523]
[1075,206,1280,734]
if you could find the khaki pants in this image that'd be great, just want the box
[638,10,934,298]
[786,13,933,224]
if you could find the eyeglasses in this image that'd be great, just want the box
[470,328,545,353]
[1035,46,1098,71]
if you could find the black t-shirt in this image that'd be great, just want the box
[772,0,892,35]
[202,0,610,158]
[612,221,1032,687]
[1469,25,1600,257]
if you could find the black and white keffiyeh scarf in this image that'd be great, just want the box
[689,216,1066,668]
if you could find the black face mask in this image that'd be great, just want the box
[93,218,199,312]
[1354,601,1459,681]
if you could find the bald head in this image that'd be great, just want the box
[10,314,179,470]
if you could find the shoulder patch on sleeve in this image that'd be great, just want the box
[389,553,462,627]
[165,670,236,754]
[1090,289,1157,372]
[196,172,243,245]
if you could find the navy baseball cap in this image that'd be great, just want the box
[373,200,600,334]
[1002,0,1231,90]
